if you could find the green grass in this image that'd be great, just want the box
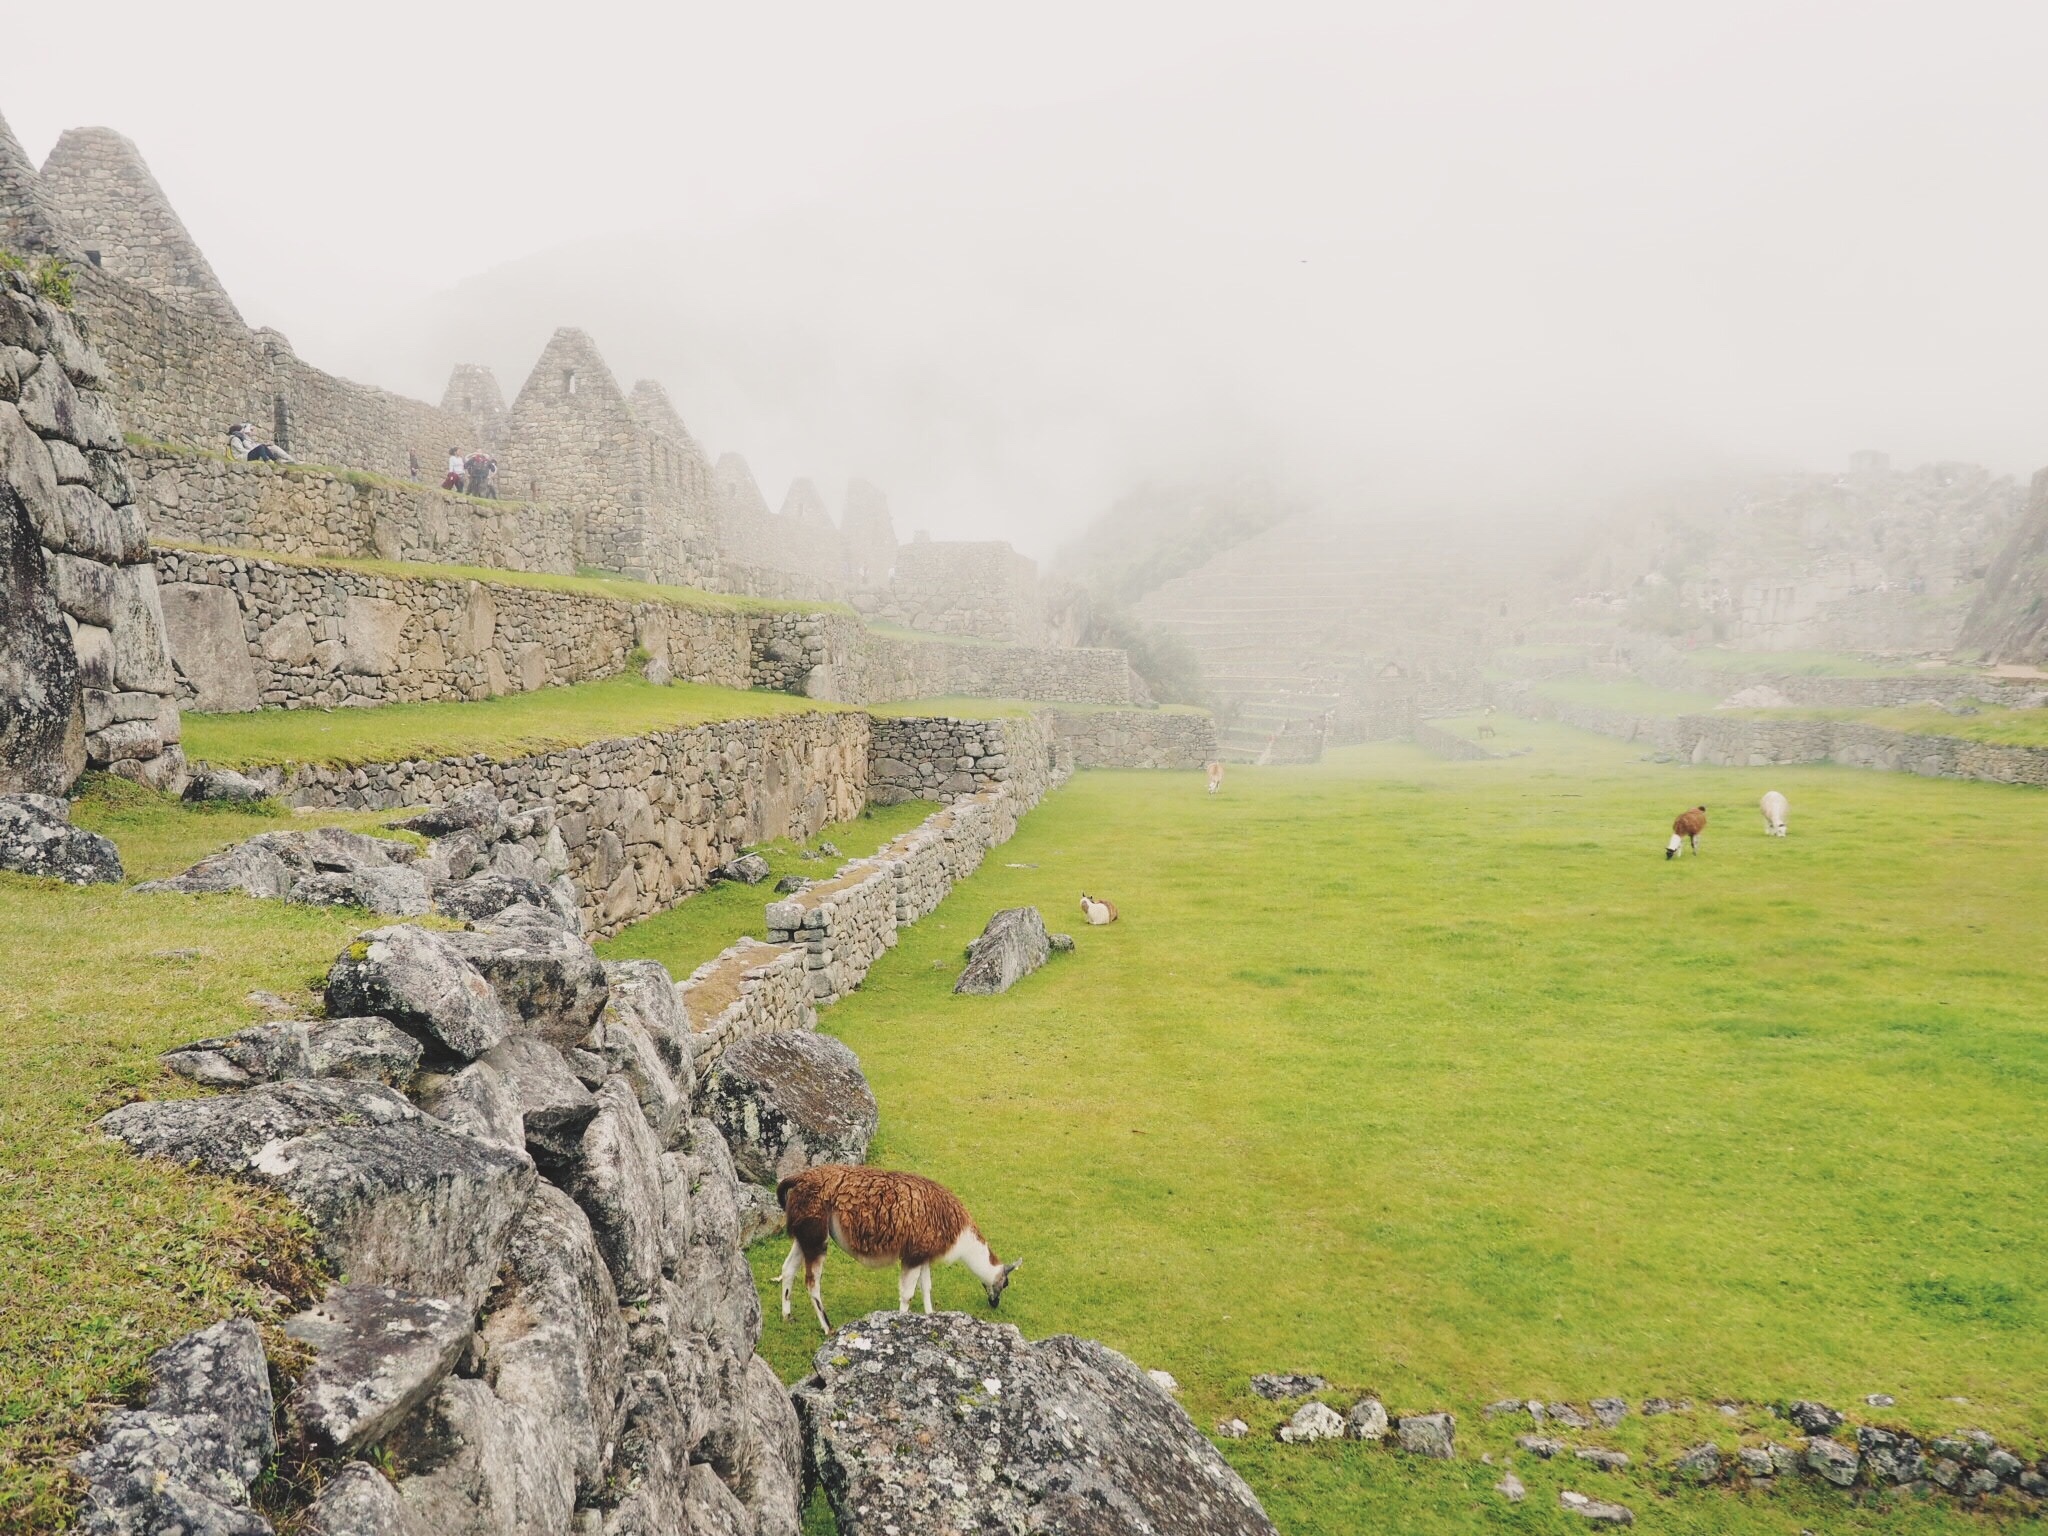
[155,538,847,617]
[862,621,1006,648]
[1847,705,2048,750]
[1532,678,1723,715]
[182,673,840,770]
[0,778,421,1530]
[596,799,939,975]
[742,726,2048,1533]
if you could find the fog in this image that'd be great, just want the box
[9,0,2048,555]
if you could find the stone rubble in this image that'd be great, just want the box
[0,790,121,881]
[954,904,1053,995]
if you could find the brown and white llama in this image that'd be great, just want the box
[1206,761,1225,795]
[776,1164,1022,1332]
[1080,891,1118,925]
[1666,804,1708,859]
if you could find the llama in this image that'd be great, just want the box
[1760,790,1789,836]
[1666,805,1708,859]
[777,1164,1021,1332]
[1080,891,1118,925]
[1206,761,1225,795]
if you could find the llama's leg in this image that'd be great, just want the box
[897,1265,918,1313]
[921,1265,934,1314]
[780,1242,803,1320]
[1666,833,1681,859]
[805,1250,831,1332]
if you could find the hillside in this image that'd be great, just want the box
[1963,467,2048,665]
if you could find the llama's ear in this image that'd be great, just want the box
[1005,1257,1024,1275]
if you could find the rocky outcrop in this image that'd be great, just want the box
[0,791,120,882]
[703,1030,878,1184]
[955,905,1051,995]
[1962,463,2048,665]
[793,1311,1277,1536]
[0,263,183,792]
[87,908,807,1535]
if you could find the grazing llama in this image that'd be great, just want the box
[1080,891,1119,925]
[777,1164,1021,1332]
[1666,805,1708,859]
[1759,790,1789,836]
[1206,761,1225,794]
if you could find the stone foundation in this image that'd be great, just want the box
[867,712,1063,806]
[1048,706,1216,768]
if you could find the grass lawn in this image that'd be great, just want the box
[182,674,839,770]
[0,778,421,1530]
[596,799,938,976]
[1532,677,1723,715]
[742,726,2048,1534]
[1851,705,2048,750]
[155,538,847,617]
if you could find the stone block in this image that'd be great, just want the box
[160,580,262,712]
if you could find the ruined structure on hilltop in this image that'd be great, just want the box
[0,107,1061,646]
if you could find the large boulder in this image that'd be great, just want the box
[0,792,120,883]
[385,1377,576,1536]
[158,581,262,713]
[326,925,510,1060]
[478,1180,628,1500]
[565,1076,667,1302]
[794,1311,1278,1536]
[303,1463,415,1536]
[703,1030,878,1184]
[450,911,609,1049]
[955,906,1052,996]
[100,1079,533,1311]
[71,1320,274,1536]
[0,480,80,795]
[163,1015,422,1090]
[479,1034,598,1164]
[285,1286,474,1455]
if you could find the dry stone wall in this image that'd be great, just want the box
[873,538,1044,643]
[1048,707,1216,768]
[134,448,577,574]
[271,711,870,937]
[749,610,1136,706]
[0,266,184,792]
[677,938,815,1073]
[71,264,477,482]
[153,549,751,711]
[867,712,1063,806]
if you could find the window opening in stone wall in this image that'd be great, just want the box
[84,250,101,268]
[563,370,578,396]
[272,394,291,453]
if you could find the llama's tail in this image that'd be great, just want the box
[776,1175,800,1210]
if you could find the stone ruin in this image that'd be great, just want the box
[0,105,1057,646]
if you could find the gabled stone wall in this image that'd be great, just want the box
[875,538,1044,643]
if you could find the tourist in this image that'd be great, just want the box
[442,446,466,492]
[226,423,292,463]
[408,447,421,481]
[465,451,499,499]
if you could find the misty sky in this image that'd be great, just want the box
[8,1,2048,554]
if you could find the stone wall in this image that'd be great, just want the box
[70,263,477,482]
[677,937,815,1072]
[749,609,1136,706]
[1048,707,1217,768]
[133,448,577,574]
[1502,686,2048,787]
[153,549,751,711]
[1412,721,1504,761]
[874,538,1044,643]
[764,774,1057,1003]
[867,712,1063,806]
[271,710,871,937]
[1,265,183,791]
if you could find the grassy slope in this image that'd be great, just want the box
[744,727,2048,1534]
[595,799,938,976]
[0,780,415,1529]
[183,674,839,769]
[867,696,1209,718]
[1679,650,1966,679]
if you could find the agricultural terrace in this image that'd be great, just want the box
[721,726,2048,1535]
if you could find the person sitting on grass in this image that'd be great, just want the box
[226,423,292,463]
